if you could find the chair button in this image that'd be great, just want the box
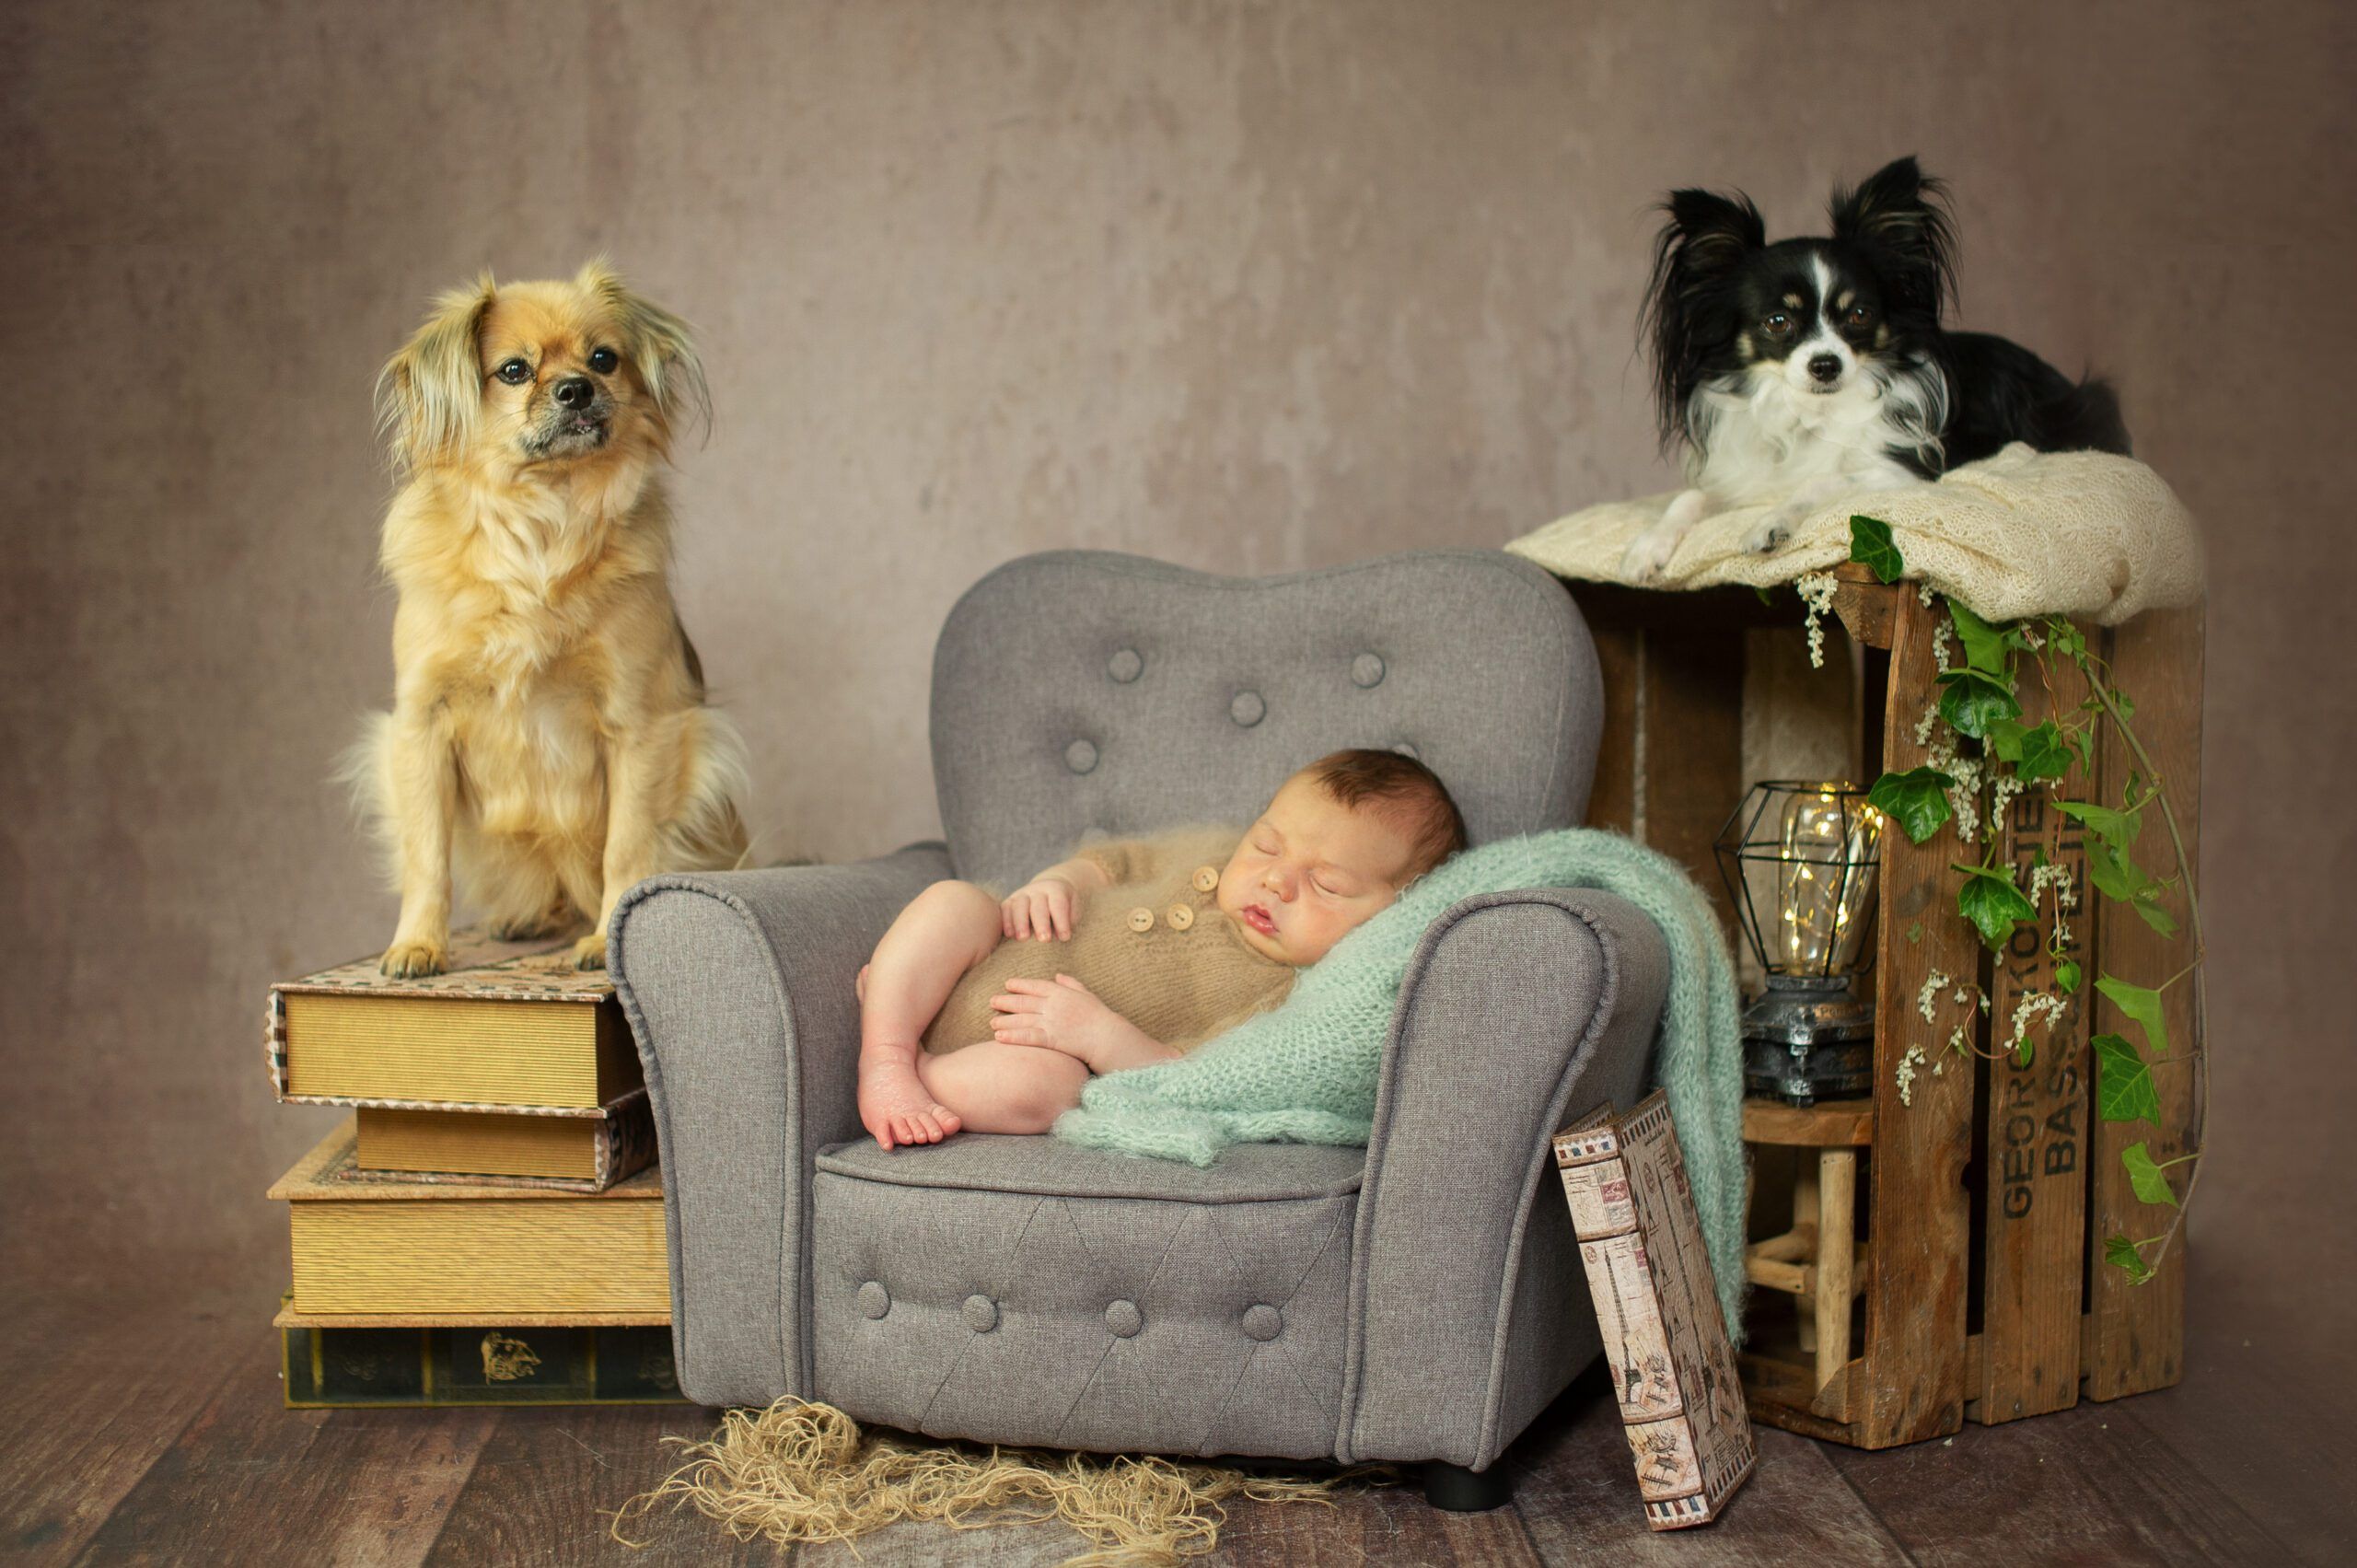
[1242,1304,1283,1342]
[1229,690,1265,727]
[1126,907,1155,934]
[1165,904,1194,931]
[1107,648,1144,683]
[857,1281,890,1320]
[1064,738,1099,774]
[962,1294,999,1333]
[1352,653,1386,689]
[1191,865,1219,893]
[1104,1299,1143,1338]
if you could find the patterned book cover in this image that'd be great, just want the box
[265,930,634,1112]
[1554,1089,1755,1530]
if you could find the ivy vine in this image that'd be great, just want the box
[1841,516,2205,1286]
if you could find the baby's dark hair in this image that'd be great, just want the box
[1302,748,1469,879]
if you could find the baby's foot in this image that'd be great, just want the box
[857,1048,963,1150]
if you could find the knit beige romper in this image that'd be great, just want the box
[921,825,1295,1056]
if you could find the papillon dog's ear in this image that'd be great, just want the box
[377,273,497,471]
[577,259,712,446]
[1642,189,1764,450]
[1659,189,1765,279]
[1831,157,1958,315]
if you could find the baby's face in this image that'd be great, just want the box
[1217,775,1422,966]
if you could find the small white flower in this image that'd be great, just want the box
[1896,1043,1928,1108]
[1918,581,1937,606]
[1795,572,1839,670]
[2006,991,2068,1059]
[1918,970,1951,1024]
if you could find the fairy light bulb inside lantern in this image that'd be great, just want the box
[1715,782,1884,1106]
[1776,789,1883,975]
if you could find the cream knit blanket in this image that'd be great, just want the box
[1505,444,2203,625]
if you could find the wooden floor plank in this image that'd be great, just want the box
[1,1293,250,1567]
[1506,1371,1910,1565]
[1210,1481,1538,1567]
[1827,1396,2288,1565]
[425,1404,775,1567]
[68,1328,497,1568]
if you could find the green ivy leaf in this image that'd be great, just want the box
[2103,1234,2156,1285]
[1753,584,1777,607]
[2131,897,2181,936]
[1953,863,2036,949]
[1867,766,1956,844]
[2120,1142,2180,1208]
[1937,668,2023,739]
[2014,722,2073,782]
[2092,1032,2162,1124]
[1946,598,2009,675]
[2096,974,2173,1061]
[1849,515,1905,583]
[2045,619,2089,661]
[2114,690,2136,722]
[2057,799,2142,854]
[2056,959,2083,994]
[1985,716,2026,763]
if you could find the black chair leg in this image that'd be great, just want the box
[1422,1459,1512,1512]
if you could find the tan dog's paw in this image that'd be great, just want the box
[571,932,609,970]
[380,939,447,978]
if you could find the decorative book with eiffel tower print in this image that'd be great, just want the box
[1553,1090,1754,1529]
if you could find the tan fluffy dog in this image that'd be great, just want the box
[349,261,749,977]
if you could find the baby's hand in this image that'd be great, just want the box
[990,975,1124,1068]
[1003,875,1083,941]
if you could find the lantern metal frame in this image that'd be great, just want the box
[1713,780,1886,1107]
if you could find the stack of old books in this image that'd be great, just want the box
[264,933,679,1406]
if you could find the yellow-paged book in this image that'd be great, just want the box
[267,933,640,1111]
[272,1121,668,1318]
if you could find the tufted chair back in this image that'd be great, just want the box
[929,551,1603,889]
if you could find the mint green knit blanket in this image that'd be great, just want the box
[1053,829,1747,1331]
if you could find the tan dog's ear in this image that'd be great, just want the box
[377,273,497,470]
[576,258,711,444]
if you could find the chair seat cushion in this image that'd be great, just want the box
[809,1134,1363,1460]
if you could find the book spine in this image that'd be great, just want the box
[1557,1140,1709,1519]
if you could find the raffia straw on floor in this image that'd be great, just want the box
[610,1396,1391,1566]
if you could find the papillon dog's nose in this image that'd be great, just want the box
[1807,354,1842,385]
[553,376,596,409]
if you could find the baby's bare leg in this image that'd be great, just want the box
[858,879,1003,1148]
[918,1041,1092,1135]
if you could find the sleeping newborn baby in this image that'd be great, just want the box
[856,748,1468,1148]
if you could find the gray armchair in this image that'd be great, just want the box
[608,550,1667,1507]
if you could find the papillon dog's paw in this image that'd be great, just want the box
[1743,509,1803,556]
[1619,530,1680,582]
[571,931,609,970]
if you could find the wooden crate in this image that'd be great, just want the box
[1569,566,2202,1449]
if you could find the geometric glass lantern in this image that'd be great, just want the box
[1713,781,1886,1106]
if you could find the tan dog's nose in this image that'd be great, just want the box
[553,376,596,409]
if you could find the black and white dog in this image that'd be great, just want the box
[1620,156,2131,578]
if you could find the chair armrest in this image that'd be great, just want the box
[608,842,955,1406]
[1339,888,1668,1469]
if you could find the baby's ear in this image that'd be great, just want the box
[376,273,496,470]
[578,258,711,443]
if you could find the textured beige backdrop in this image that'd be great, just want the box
[4,1,2351,1365]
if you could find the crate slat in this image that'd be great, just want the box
[1857,588,1981,1448]
[1977,647,2097,1423]
[2084,603,2203,1399]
